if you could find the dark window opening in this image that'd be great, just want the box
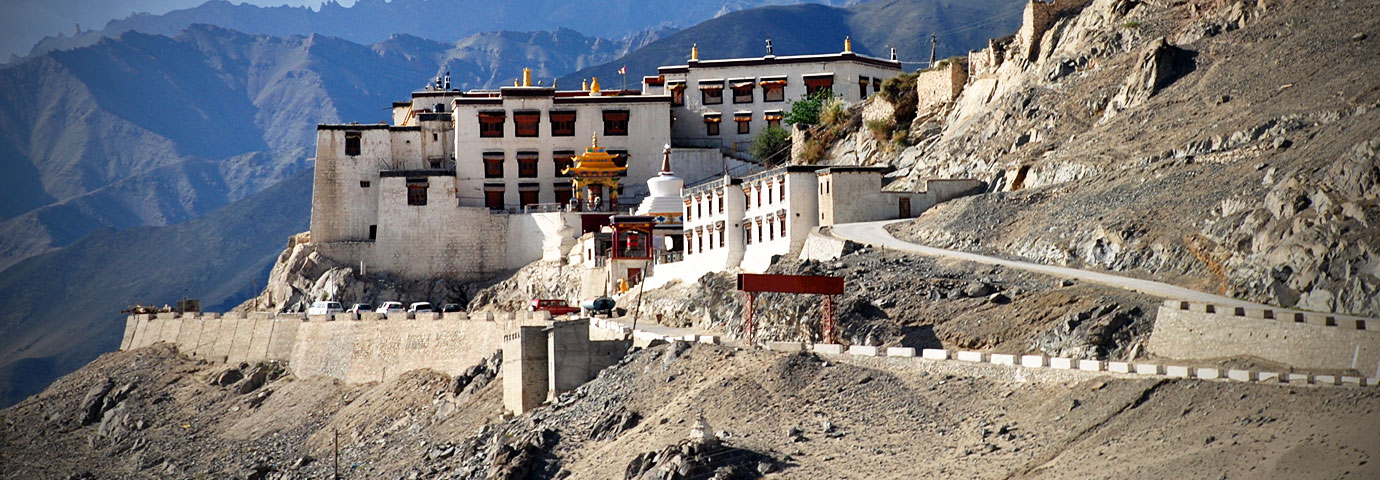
[762,83,785,102]
[718,229,724,248]
[360,180,371,188]
[555,183,573,205]
[345,132,361,156]
[484,186,505,210]
[701,85,723,105]
[432,132,439,141]
[873,77,883,94]
[736,115,751,135]
[780,217,787,237]
[483,152,504,178]
[744,225,752,245]
[705,118,720,136]
[479,112,505,138]
[518,184,540,207]
[549,111,576,137]
[732,83,754,103]
[406,178,428,206]
[514,111,540,137]
[768,219,775,240]
[368,225,377,240]
[602,110,629,136]
[553,150,575,177]
[717,194,724,213]
[804,76,834,96]
[517,152,539,178]
[670,86,685,106]
[859,79,870,98]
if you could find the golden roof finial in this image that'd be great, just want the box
[581,79,589,91]
[691,43,699,61]
[522,67,532,87]
[590,76,601,94]
[514,78,520,86]
[844,36,852,53]
[591,132,599,148]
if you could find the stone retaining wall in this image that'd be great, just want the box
[1148,300,1380,377]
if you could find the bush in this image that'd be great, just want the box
[784,90,837,126]
[749,126,792,165]
[796,138,826,164]
[819,96,847,127]
[865,118,896,141]
[878,72,918,103]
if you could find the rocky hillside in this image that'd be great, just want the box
[4,338,1377,479]
[814,0,1379,317]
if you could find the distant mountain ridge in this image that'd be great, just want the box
[22,0,850,60]
[562,0,1026,86]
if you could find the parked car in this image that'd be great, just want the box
[347,303,372,314]
[529,298,580,316]
[375,301,404,314]
[440,303,463,313]
[407,302,434,313]
[307,301,344,315]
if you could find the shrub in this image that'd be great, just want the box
[784,90,837,126]
[749,126,792,166]
[796,138,826,164]
[819,96,847,127]
[865,118,896,141]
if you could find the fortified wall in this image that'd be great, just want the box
[914,59,969,114]
[1148,300,1380,377]
[121,310,556,383]
[968,0,1092,77]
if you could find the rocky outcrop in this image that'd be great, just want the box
[1101,36,1195,120]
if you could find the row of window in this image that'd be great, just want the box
[701,112,783,136]
[478,110,629,138]
[481,183,575,210]
[480,150,626,179]
[684,180,788,222]
[686,217,787,254]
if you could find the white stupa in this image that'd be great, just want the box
[635,145,684,225]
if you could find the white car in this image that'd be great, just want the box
[375,301,404,314]
[347,303,372,314]
[307,301,344,315]
[407,302,434,313]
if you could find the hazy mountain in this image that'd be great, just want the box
[562,0,1025,85]
[0,24,644,272]
[22,0,849,60]
[0,170,312,408]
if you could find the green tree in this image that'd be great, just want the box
[749,126,792,165]
[784,90,835,126]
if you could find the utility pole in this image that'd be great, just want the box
[929,33,938,68]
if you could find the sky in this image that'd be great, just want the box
[0,0,347,60]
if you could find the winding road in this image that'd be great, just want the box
[830,219,1375,321]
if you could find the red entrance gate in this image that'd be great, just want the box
[736,273,845,344]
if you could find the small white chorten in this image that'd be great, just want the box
[634,145,684,224]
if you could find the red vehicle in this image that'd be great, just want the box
[529,299,580,316]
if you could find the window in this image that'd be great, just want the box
[553,150,575,177]
[757,222,763,243]
[670,84,686,106]
[478,111,505,137]
[697,200,703,218]
[859,78,870,98]
[602,110,629,136]
[517,151,538,178]
[514,111,540,137]
[484,185,505,210]
[756,185,762,207]
[518,184,539,207]
[765,111,783,129]
[718,228,724,248]
[704,114,720,136]
[360,180,371,188]
[555,183,573,206]
[369,225,377,240]
[697,231,704,253]
[873,77,883,94]
[685,203,692,221]
[717,193,724,213]
[744,224,752,245]
[780,182,786,201]
[483,152,504,178]
[780,217,786,237]
[700,82,723,105]
[768,217,775,240]
[735,113,751,134]
[609,149,628,168]
[804,75,834,96]
[761,79,786,102]
[406,178,428,206]
[345,132,361,156]
[731,80,754,103]
[549,111,576,137]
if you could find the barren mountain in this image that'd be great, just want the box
[813,0,1379,317]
